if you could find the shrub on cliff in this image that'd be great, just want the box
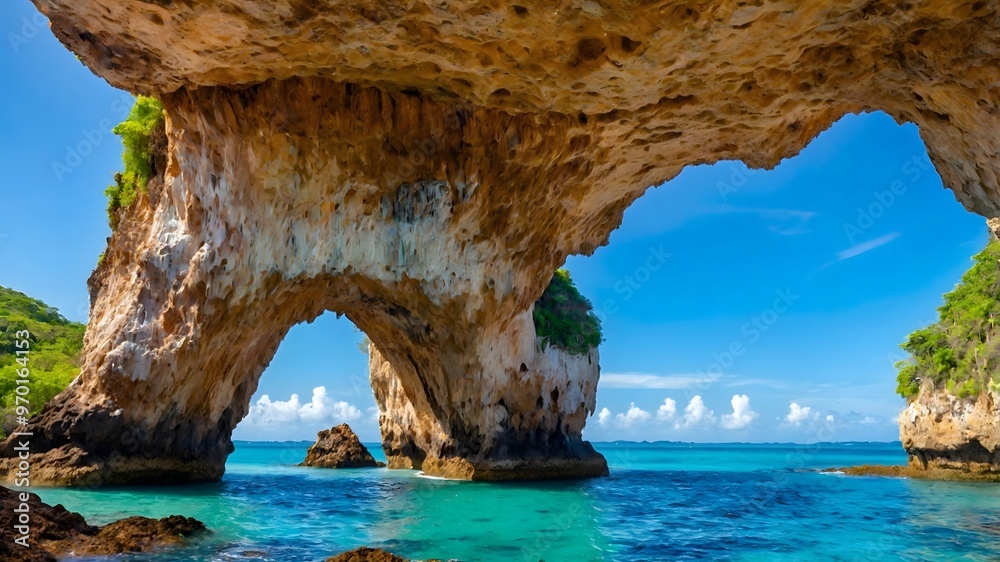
[533,269,603,356]
[105,96,166,229]
[0,286,85,435]
[895,239,1000,400]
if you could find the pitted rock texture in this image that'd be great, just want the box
[0,485,206,561]
[8,1,1000,484]
[302,424,385,469]
[32,0,1000,216]
[1,80,608,484]
[900,386,1000,477]
[371,310,607,479]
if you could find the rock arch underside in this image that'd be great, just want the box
[4,0,1000,485]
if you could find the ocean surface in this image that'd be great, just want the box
[31,441,1000,561]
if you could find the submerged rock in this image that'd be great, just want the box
[302,424,385,469]
[326,547,445,562]
[0,485,206,561]
[824,463,1000,482]
[327,547,406,562]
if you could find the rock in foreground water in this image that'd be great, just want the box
[327,547,407,562]
[0,485,206,561]
[302,424,385,469]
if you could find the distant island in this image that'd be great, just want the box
[0,286,84,437]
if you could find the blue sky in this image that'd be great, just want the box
[0,1,987,443]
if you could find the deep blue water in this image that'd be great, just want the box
[31,441,1000,561]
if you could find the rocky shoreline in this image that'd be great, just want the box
[822,464,1000,482]
[0,485,207,561]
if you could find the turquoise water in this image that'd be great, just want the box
[32,441,1000,561]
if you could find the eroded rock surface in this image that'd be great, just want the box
[326,547,407,562]
[0,485,206,561]
[900,386,1000,477]
[7,1,1000,484]
[302,424,385,469]
[372,309,606,479]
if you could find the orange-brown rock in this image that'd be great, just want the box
[302,424,385,469]
[0,485,206,561]
[326,547,407,562]
[6,0,1000,484]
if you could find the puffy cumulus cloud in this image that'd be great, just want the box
[597,407,613,427]
[825,414,835,423]
[720,394,758,430]
[785,402,812,425]
[616,403,651,427]
[595,403,654,429]
[244,386,362,427]
[657,398,678,421]
[677,395,715,428]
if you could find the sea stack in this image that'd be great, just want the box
[302,424,385,469]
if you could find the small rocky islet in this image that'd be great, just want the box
[301,424,386,469]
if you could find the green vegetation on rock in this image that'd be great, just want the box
[895,239,1000,400]
[533,269,603,356]
[105,96,165,229]
[0,286,85,433]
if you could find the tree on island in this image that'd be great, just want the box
[895,238,1000,400]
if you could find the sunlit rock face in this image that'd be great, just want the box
[900,387,1000,477]
[370,310,605,479]
[5,0,1000,484]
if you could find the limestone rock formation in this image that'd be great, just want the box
[301,424,385,469]
[0,485,206,561]
[372,309,607,479]
[7,0,1000,484]
[900,386,1000,478]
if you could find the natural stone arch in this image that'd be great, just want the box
[5,0,1000,484]
[3,82,608,485]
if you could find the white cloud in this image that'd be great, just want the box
[825,414,835,423]
[597,407,613,427]
[785,402,812,425]
[601,372,720,389]
[615,403,651,428]
[676,395,715,428]
[720,394,758,430]
[243,386,362,427]
[657,398,677,421]
[837,232,900,261]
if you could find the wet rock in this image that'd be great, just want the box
[327,547,406,562]
[0,485,206,560]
